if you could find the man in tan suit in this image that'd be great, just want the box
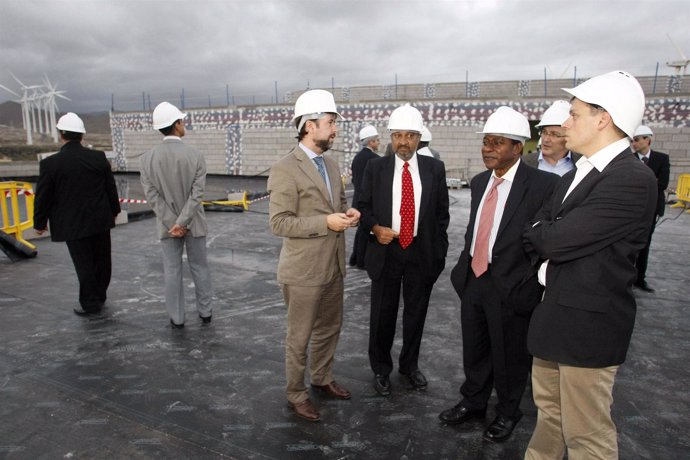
[268,89,361,422]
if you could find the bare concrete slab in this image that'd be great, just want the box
[0,186,688,459]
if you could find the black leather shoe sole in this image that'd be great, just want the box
[170,320,185,329]
[399,370,428,389]
[483,415,521,443]
[199,314,212,324]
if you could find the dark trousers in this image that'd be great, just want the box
[66,231,112,311]
[635,215,657,283]
[459,268,530,418]
[368,239,433,376]
[349,225,369,268]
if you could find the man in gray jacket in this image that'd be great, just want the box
[140,102,213,328]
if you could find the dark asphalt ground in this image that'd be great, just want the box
[1,179,688,459]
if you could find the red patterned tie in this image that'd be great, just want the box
[471,177,504,277]
[399,162,415,249]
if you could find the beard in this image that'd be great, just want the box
[315,137,334,152]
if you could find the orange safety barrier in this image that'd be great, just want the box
[670,173,690,214]
[0,181,37,250]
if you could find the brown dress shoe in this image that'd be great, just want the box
[311,381,352,400]
[288,399,320,422]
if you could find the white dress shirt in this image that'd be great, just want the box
[300,142,333,203]
[469,158,520,262]
[392,153,422,236]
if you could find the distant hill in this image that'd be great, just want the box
[0,101,110,134]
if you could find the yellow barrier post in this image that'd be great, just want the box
[0,181,37,250]
[670,173,690,214]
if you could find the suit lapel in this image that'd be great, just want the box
[417,156,433,223]
[381,156,396,227]
[496,162,528,239]
[294,146,333,209]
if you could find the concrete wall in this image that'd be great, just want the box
[110,76,690,190]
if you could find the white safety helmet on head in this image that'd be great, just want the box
[388,104,424,133]
[634,125,654,137]
[420,126,432,142]
[292,89,343,132]
[359,124,379,141]
[56,112,86,134]
[562,70,645,139]
[478,106,530,142]
[536,100,571,128]
[152,102,187,130]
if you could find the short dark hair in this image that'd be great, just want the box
[158,119,178,136]
[60,131,83,141]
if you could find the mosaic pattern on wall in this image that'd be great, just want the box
[111,97,690,172]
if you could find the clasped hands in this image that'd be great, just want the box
[326,208,361,232]
[168,223,188,238]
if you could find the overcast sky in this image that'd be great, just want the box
[1,0,688,113]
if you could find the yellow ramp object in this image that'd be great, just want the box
[0,181,38,260]
[670,173,690,214]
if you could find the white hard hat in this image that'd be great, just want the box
[292,89,342,131]
[359,124,379,141]
[420,126,432,142]
[388,104,424,133]
[478,106,530,142]
[634,125,654,137]
[562,70,645,139]
[56,112,86,133]
[536,100,571,127]
[152,102,186,130]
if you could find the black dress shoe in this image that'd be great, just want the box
[634,280,655,292]
[199,314,212,324]
[439,403,486,425]
[374,374,391,396]
[73,308,100,316]
[483,414,521,442]
[399,369,428,389]
[170,319,185,329]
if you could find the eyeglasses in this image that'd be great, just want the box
[541,130,566,139]
[391,132,420,142]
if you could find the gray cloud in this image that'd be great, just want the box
[1,0,688,113]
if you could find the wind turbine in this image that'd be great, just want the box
[42,75,70,142]
[7,72,44,145]
[666,33,689,76]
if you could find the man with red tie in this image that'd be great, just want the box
[440,107,558,442]
[358,104,449,397]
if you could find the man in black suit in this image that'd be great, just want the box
[34,113,121,316]
[349,124,380,269]
[439,106,558,443]
[523,71,657,459]
[631,125,670,293]
[359,104,449,396]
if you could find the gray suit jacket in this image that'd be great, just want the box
[140,138,208,239]
[268,146,348,286]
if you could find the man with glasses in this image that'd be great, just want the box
[630,125,670,293]
[358,104,449,397]
[440,106,558,443]
[523,100,581,176]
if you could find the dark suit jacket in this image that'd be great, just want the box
[639,150,670,217]
[450,161,558,314]
[359,154,450,284]
[350,147,378,208]
[524,148,657,367]
[34,141,120,242]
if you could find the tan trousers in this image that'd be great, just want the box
[283,275,344,404]
[525,358,619,460]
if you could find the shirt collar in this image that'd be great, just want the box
[299,142,321,160]
[538,151,572,163]
[394,152,419,172]
[492,158,521,182]
[163,135,182,141]
[584,138,630,172]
